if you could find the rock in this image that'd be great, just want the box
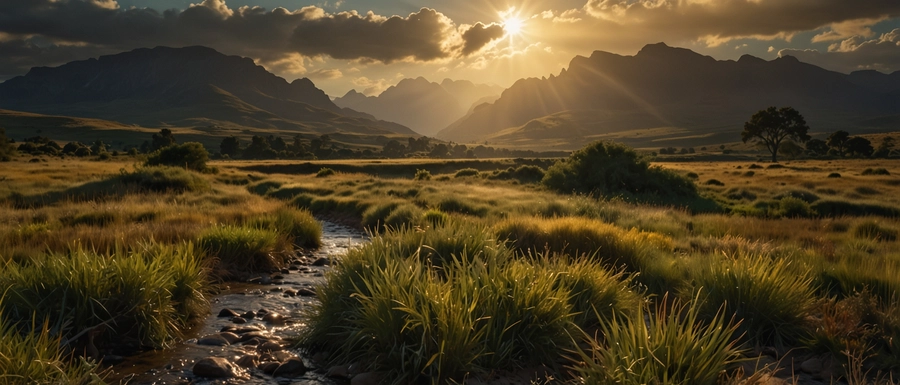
[237,331,272,343]
[225,325,263,334]
[288,265,299,271]
[236,354,259,368]
[272,274,285,280]
[241,310,256,319]
[281,268,290,274]
[272,351,294,362]
[257,341,283,353]
[198,334,230,346]
[283,289,297,297]
[231,316,247,324]
[241,337,264,346]
[273,357,308,377]
[249,275,272,285]
[217,308,240,318]
[262,312,287,325]
[259,361,280,374]
[352,372,384,385]
[100,354,124,365]
[327,364,351,379]
[297,288,317,297]
[219,332,241,344]
[192,357,235,378]
[270,286,284,292]
[800,357,823,374]
[312,257,330,266]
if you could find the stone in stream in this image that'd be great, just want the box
[235,354,259,368]
[262,312,288,325]
[272,357,308,377]
[193,357,236,378]
[257,341,284,353]
[327,364,352,379]
[297,288,317,297]
[259,361,281,374]
[352,372,385,385]
[280,268,290,274]
[237,331,274,343]
[217,308,240,318]
[312,257,330,266]
[219,332,241,344]
[197,334,230,346]
[231,316,247,324]
[222,325,263,334]
[241,310,256,319]
[283,289,297,297]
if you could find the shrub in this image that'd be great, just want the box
[316,167,336,177]
[704,179,724,186]
[490,165,546,183]
[551,257,639,327]
[688,252,816,348]
[852,220,898,242]
[776,196,815,218]
[862,168,890,176]
[414,168,432,181]
[571,294,741,385]
[197,225,281,271]
[542,141,698,203]
[454,168,480,178]
[145,142,209,172]
[119,166,208,192]
[435,196,488,217]
[686,172,699,179]
[827,172,842,178]
[811,200,900,218]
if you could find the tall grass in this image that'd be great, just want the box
[0,316,106,385]
[0,242,208,349]
[249,207,322,248]
[197,224,280,271]
[571,294,742,385]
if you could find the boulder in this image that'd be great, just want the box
[193,357,235,378]
[273,357,308,377]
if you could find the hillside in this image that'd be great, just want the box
[0,46,415,137]
[438,43,900,150]
[333,77,503,136]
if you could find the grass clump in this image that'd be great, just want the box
[688,252,816,348]
[0,242,208,350]
[119,166,208,192]
[862,168,891,176]
[551,257,640,327]
[852,220,898,242]
[250,207,322,248]
[571,294,742,385]
[454,168,480,178]
[422,209,449,227]
[414,168,432,181]
[360,201,402,230]
[197,225,281,271]
[775,196,815,218]
[316,167,336,177]
[0,316,106,384]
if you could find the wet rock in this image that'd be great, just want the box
[231,316,247,324]
[242,337,264,346]
[272,274,285,280]
[223,325,263,334]
[219,332,241,344]
[312,257,330,266]
[217,308,240,318]
[237,331,272,343]
[198,334,230,346]
[281,268,290,274]
[192,357,235,378]
[241,310,256,319]
[298,266,312,273]
[259,361,280,374]
[800,357,823,374]
[236,354,259,368]
[272,351,294,362]
[288,265,299,271]
[257,341,283,353]
[100,354,124,365]
[297,288,316,297]
[262,312,287,325]
[352,372,384,385]
[273,357,307,377]
[270,286,284,292]
[327,364,351,379]
[283,289,297,297]
[257,308,269,315]
[249,275,272,285]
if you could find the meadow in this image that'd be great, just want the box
[0,146,899,384]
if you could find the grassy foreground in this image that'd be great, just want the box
[1,151,899,384]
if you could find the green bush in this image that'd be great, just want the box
[572,294,741,385]
[490,165,546,183]
[197,225,281,271]
[543,141,699,203]
[316,167,336,177]
[414,168,432,181]
[776,196,815,218]
[145,142,209,172]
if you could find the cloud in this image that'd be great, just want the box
[582,0,900,46]
[0,0,507,79]
[307,68,343,80]
[459,23,505,56]
[779,28,900,73]
[352,76,392,95]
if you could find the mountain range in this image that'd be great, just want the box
[333,77,503,136]
[437,43,900,150]
[0,46,414,137]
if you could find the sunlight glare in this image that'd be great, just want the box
[503,16,524,36]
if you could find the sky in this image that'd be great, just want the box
[2,0,900,97]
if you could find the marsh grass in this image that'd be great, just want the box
[0,316,106,385]
[570,293,742,385]
[197,224,281,271]
[249,207,322,248]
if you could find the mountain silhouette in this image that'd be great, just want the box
[438,42,900,150]
[333,77,503,136]
[0,46,415,136]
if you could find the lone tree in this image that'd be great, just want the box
[827,130,851,157]
[741,106,811,162]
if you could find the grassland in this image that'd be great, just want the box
[1,152,899,384]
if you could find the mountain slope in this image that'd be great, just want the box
[333,77,503,136]
[0,46,415,136]
[438,43,900,149]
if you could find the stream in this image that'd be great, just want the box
[109,221,368,385]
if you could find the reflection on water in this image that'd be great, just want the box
[109,221,366,385]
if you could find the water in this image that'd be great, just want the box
[108,221,367,385]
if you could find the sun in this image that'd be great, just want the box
[502,16,525,36]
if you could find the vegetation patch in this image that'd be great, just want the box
[197,225,281,272]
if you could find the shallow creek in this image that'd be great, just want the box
[109,221,367,385]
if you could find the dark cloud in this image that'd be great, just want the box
[460,23,505,56]
[779,29,900,73]
[583,0,900,45]
[0,0,506,80]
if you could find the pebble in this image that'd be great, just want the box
[297,288,316,297]
[218,332,241,344]
[262,312,287,325]
[192,357,235,378]
[272,357,308,377]
[800,357,823,374]
[231,316,247,324]
[217,308,240,318]
[242,310,256,319]
[283,289,297,297]
[197,334,230,346]
[312,257,330,266]
[257,341,283,353]
[235,354,259,368]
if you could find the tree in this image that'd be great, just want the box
[0,128,16,161]
[826,130,851,157]
[244,135,276,159]
[219,136,241,158]
[741,106,811,162]
[846,137,873,158]
[146,142,209,171]
[151,129,176,151]
[874,136,895,158]
[805,139,829,157]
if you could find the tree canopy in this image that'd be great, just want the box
[741,106,811,162]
